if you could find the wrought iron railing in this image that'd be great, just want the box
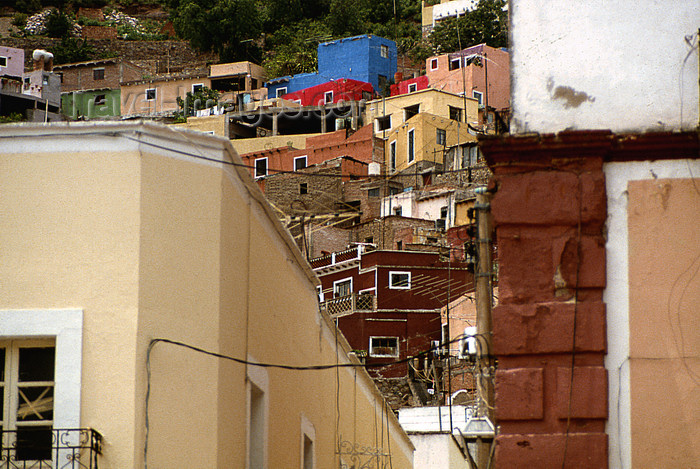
[0,428,101,469]
[320,293,375,317]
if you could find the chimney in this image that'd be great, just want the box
[32,50,54,72]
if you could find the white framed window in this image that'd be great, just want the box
[429,58,438,71]
[408,83,417,93]
[0,309,83,465]
[145,88,156,101]
[389,271,411,289]
[369,336,399,358]
[333,277,353,297]
[276,87,287,98]
[324,90,333,104]
[376,115,391,132]
[389,140,397,172]
[192,83,204,94]
[380,45,389,58]
[247,358,268,469]
[300,415,315,469]
[255,157,268,178]
[473,90,483,106]
[294,155,307,171]
[449,58,461,70]
[407,128,415,164]
[0,56,8,67]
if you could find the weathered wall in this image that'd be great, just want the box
[509,0,699,133]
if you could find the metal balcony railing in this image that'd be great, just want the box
[320,293,376,318]
[0,428,101,469]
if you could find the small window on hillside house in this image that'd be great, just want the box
[380,45,389,58]
[440,206,448,219]
[407,129,415,164]
[436,128,446,145]
[93,68,104,80]
[394,206,402,216]
[404,104,420,121]
[94,94,106,106]
[408,83,417,93]
[334,278,352,297]
[192,83,204,93]
[389,140,397,172]
[324,90,333,104]
[430,58,438,71]
[389,271,411,289]
[368,187,380,197]
[254,158,268,178]
[276,87,287,98]
[473,90,483,106]
[299,183,308,195]
[0,56,8,67]
[449,106,462,122]
[145,88,156,101]
[294,156,307,171]
[369,336,399,357]
[449,58,461,70]
[376,116,391,132]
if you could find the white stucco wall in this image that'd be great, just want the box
[510,0,699,133]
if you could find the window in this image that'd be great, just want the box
[436,128,446,145]
[192,83,204,93]
[430,58,438,71]
[440,206,448,219]
[389,140,397,172]
[473,90,483,106]
[449,58,461,70]
[407,129,415,164]
[93,68,104,80]
[300,415,315,469]
[94,94,106,106]
[369,337,399,358]
[294,156,307,171]
[463,145,479,167]
[145,88,156,101]
[364,237,374,244]
[408,83,417,93]
[389,271,411,289]
[254,158,268,178]
[380,45,389,58]
[376,115,391,132]
[42,76,49,86]
[0,341,55,462]
[368,187,380,198]
[299,183,308,195]
[377,75,387,93]
[396,240,402,250]
[324,90,333,104]
[389,186,400,196]
[394,206,402,216]
[333,278,352,297]
[247,364,268,469]
[404,104,420,121]
[276,87,287,98]
[0,56,7,67]
[449,106,462,122]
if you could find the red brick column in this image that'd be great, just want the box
[480,132,610,469]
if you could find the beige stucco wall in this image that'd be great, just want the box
[210,61,266,81]
[121,76,211,116]
[385,112,476,172]
[627,178,700,467]
[0,123,413,469]
[173,114,229,137]
[232,133,317,154]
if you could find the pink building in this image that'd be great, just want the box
[0,46,25,79]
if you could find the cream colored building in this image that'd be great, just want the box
[121,74,212,117]
[0,122,413,469]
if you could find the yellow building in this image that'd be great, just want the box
[0,122,413,468]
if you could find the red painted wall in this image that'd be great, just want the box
[390,75,430,96]
[281,78,375,106]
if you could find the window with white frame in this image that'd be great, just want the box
[254,158,268,178]
[449,58,461,70]
[369,337,399,358]
[324,90,333,104]
[0,340,55,462]
[376,115,391,132]
[192,83,204,94]
[389,271,411,289]
[472,90,483,106]
[247,363,268,469]
[145,88,156,101]
[276,87,287,98]
[380,45,389,59]
[294,156,307,171]
[389,140,397,172]
[429,58,438,71]
[94,94,106,106]
[407,129,415,164]
[0,56,8,68]
[408,83,417,93]
[333,278,352,298]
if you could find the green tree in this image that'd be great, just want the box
[53,37,95,64]
[176,86,220,117]
[262,19,331,78]
[429,0,507,53]
[45,9,73,38]
[168,0,262,62]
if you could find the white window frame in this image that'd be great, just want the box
[472,90,483,106]
[145,88,156,101]
[324,90,333,104]
[375,115,391,132]
[276,87,287,98]
[246,356,268,469]
[408,83,417,93]
[333,277,353,297]
[0,56,8,68]
[0,309,82,431]
[300,414,315,469]
[369,336,399,358]
[407,128,415,164]
[254,157,268,178]
[429,58,438,71]
[450,58,461,70]
[389,140,397,172]
[192,83,204,94]
[380,45,389,59]
[294,155,308,171]
[389,271,411,289]
[94,94,106,106]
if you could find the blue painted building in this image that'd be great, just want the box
[266,34,397,99]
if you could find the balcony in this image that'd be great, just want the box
[320,293,376,318]
[0,428,101,469]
